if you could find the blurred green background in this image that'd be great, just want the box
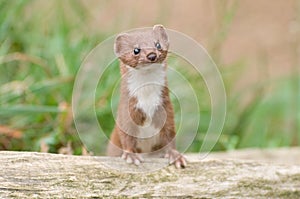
[0,0,299,154]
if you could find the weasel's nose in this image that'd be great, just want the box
[147,53,157,62]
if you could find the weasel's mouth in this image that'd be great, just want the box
[147,59,159,64]
[139,55,165,65]
[136,63,163,70]
[137,59,159,67]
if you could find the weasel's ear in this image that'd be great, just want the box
[114,33,129,57]
[153,24,169,45]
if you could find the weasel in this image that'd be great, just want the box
[106,25,186,168]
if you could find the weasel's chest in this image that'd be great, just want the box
[133,84,163,118]
[126,66,166,153]
[126,66,165,118]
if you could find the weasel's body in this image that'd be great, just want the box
[107,25,186,168]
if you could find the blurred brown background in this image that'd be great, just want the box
[84,0,300,90]
[0,0,299,153]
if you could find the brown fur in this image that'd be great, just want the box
[106,25,186,168]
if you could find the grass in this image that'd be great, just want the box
[0,0,299,154]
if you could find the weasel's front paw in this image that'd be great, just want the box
[121,151,144,166]
[165,149,187,169]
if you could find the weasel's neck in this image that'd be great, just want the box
[126,64,166,117]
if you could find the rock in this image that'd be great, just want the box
[0,150,299,198]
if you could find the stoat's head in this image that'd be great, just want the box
[114,25,169,68]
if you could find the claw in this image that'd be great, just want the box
[165,149,187,169]
[121,153,126,159]
[126,156,133,164]
[121,151,143,166]
[175,160,181,169]
[134,158,141,165]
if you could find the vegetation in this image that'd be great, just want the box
[0,1,299,154]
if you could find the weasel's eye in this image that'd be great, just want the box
[155,42,161,50]
[133,48,141,55]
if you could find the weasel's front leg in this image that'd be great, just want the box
[118,130,144,166]
[161,130,187,169]
[164,148,187,169]
[121,150,144,165]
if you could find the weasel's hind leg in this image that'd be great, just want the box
[106,128,123,156]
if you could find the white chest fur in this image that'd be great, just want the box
[126,64,165,153]
[126,64,165,118]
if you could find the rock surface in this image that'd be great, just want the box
[0,149,300,198]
